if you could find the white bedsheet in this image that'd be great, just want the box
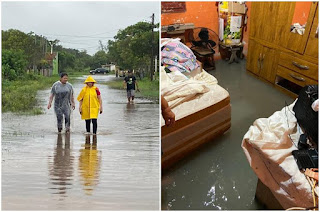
[242,102,318,209]
[161,67,229,126]
[161,67,210,109]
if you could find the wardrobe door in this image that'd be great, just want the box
[246,39,263,76]
[260,46,277,83]
[250,2,280,44]
[304,5,318,59]
[277,2,317,54]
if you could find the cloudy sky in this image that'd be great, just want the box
[2,1,160,55]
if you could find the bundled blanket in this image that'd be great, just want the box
[161,67,217,109]
[161,39,199,73]
[242,102,317,209]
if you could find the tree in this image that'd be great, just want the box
[58,50,76,73]
[90,50,109,69]
[2,30,56,70]
[55,45,92,72]
[106,21,159,78]
[98,40,106,51]
[74,50,92,71]
[2,49,28,80]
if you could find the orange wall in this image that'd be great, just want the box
[161,2,219,33]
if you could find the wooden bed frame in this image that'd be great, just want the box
[255,179,283,209]
[161,96,231,170]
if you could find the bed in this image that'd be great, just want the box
[161,66,231,170]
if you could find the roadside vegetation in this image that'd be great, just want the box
[2,74,57,114]
[2,21,159,113]
[104,77,159,101]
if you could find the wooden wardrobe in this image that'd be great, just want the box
[247,2,318,97]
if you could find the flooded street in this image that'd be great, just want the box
[2,75,159,210]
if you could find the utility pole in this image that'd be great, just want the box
[49,40,54,54]
[45,39,47,56]
[48,40,59,54]
[150,13,154,81]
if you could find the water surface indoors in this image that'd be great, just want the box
[161,60,293,210]
[2,75,159,210]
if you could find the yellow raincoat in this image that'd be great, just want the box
[77,76,100,120]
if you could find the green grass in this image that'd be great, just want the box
[104,77,159,101]
[2,73,81,115]
[2,71,158,114]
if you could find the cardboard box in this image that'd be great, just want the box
[219,2,246,14]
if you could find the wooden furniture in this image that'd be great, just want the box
[219,42,244,63]
[255,179,284,209]
[247,2,318,98]
[161,23,195,43]
[162,96,231,170]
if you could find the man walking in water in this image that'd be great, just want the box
[123,70,139,103]
[48,73,75,133]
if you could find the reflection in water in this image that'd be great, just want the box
[78,135,101,195]
[126,102,136,112]
[124,103,137,120]
[48,133,74,197]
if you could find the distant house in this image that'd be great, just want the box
[38,52,58,76]
[101,63,121,76]
[102,63,117,72]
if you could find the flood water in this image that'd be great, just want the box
[2,75,159,210]
[161,60,293,210]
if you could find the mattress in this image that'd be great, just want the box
[161,70,231,169]
[161,84,229,127]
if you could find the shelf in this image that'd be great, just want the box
[275,75,301,97]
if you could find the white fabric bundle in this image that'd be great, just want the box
[242,102,317,209]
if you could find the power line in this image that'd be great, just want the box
[41,17,153,39]
[56,38,113,43]
[59,40,107,45]
[79,46,100,49]
[81,29,118,37]
[41,29,119,38]
[43,33,114,39]
[61,43,101,49]
[29,16,157,54]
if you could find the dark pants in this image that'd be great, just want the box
[86,119,97,134]
[56,108,71,130]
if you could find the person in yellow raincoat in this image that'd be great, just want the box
[77,76,103,134]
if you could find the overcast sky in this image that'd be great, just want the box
[1,1,160,55]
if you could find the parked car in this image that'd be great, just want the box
[90,68,109,75]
